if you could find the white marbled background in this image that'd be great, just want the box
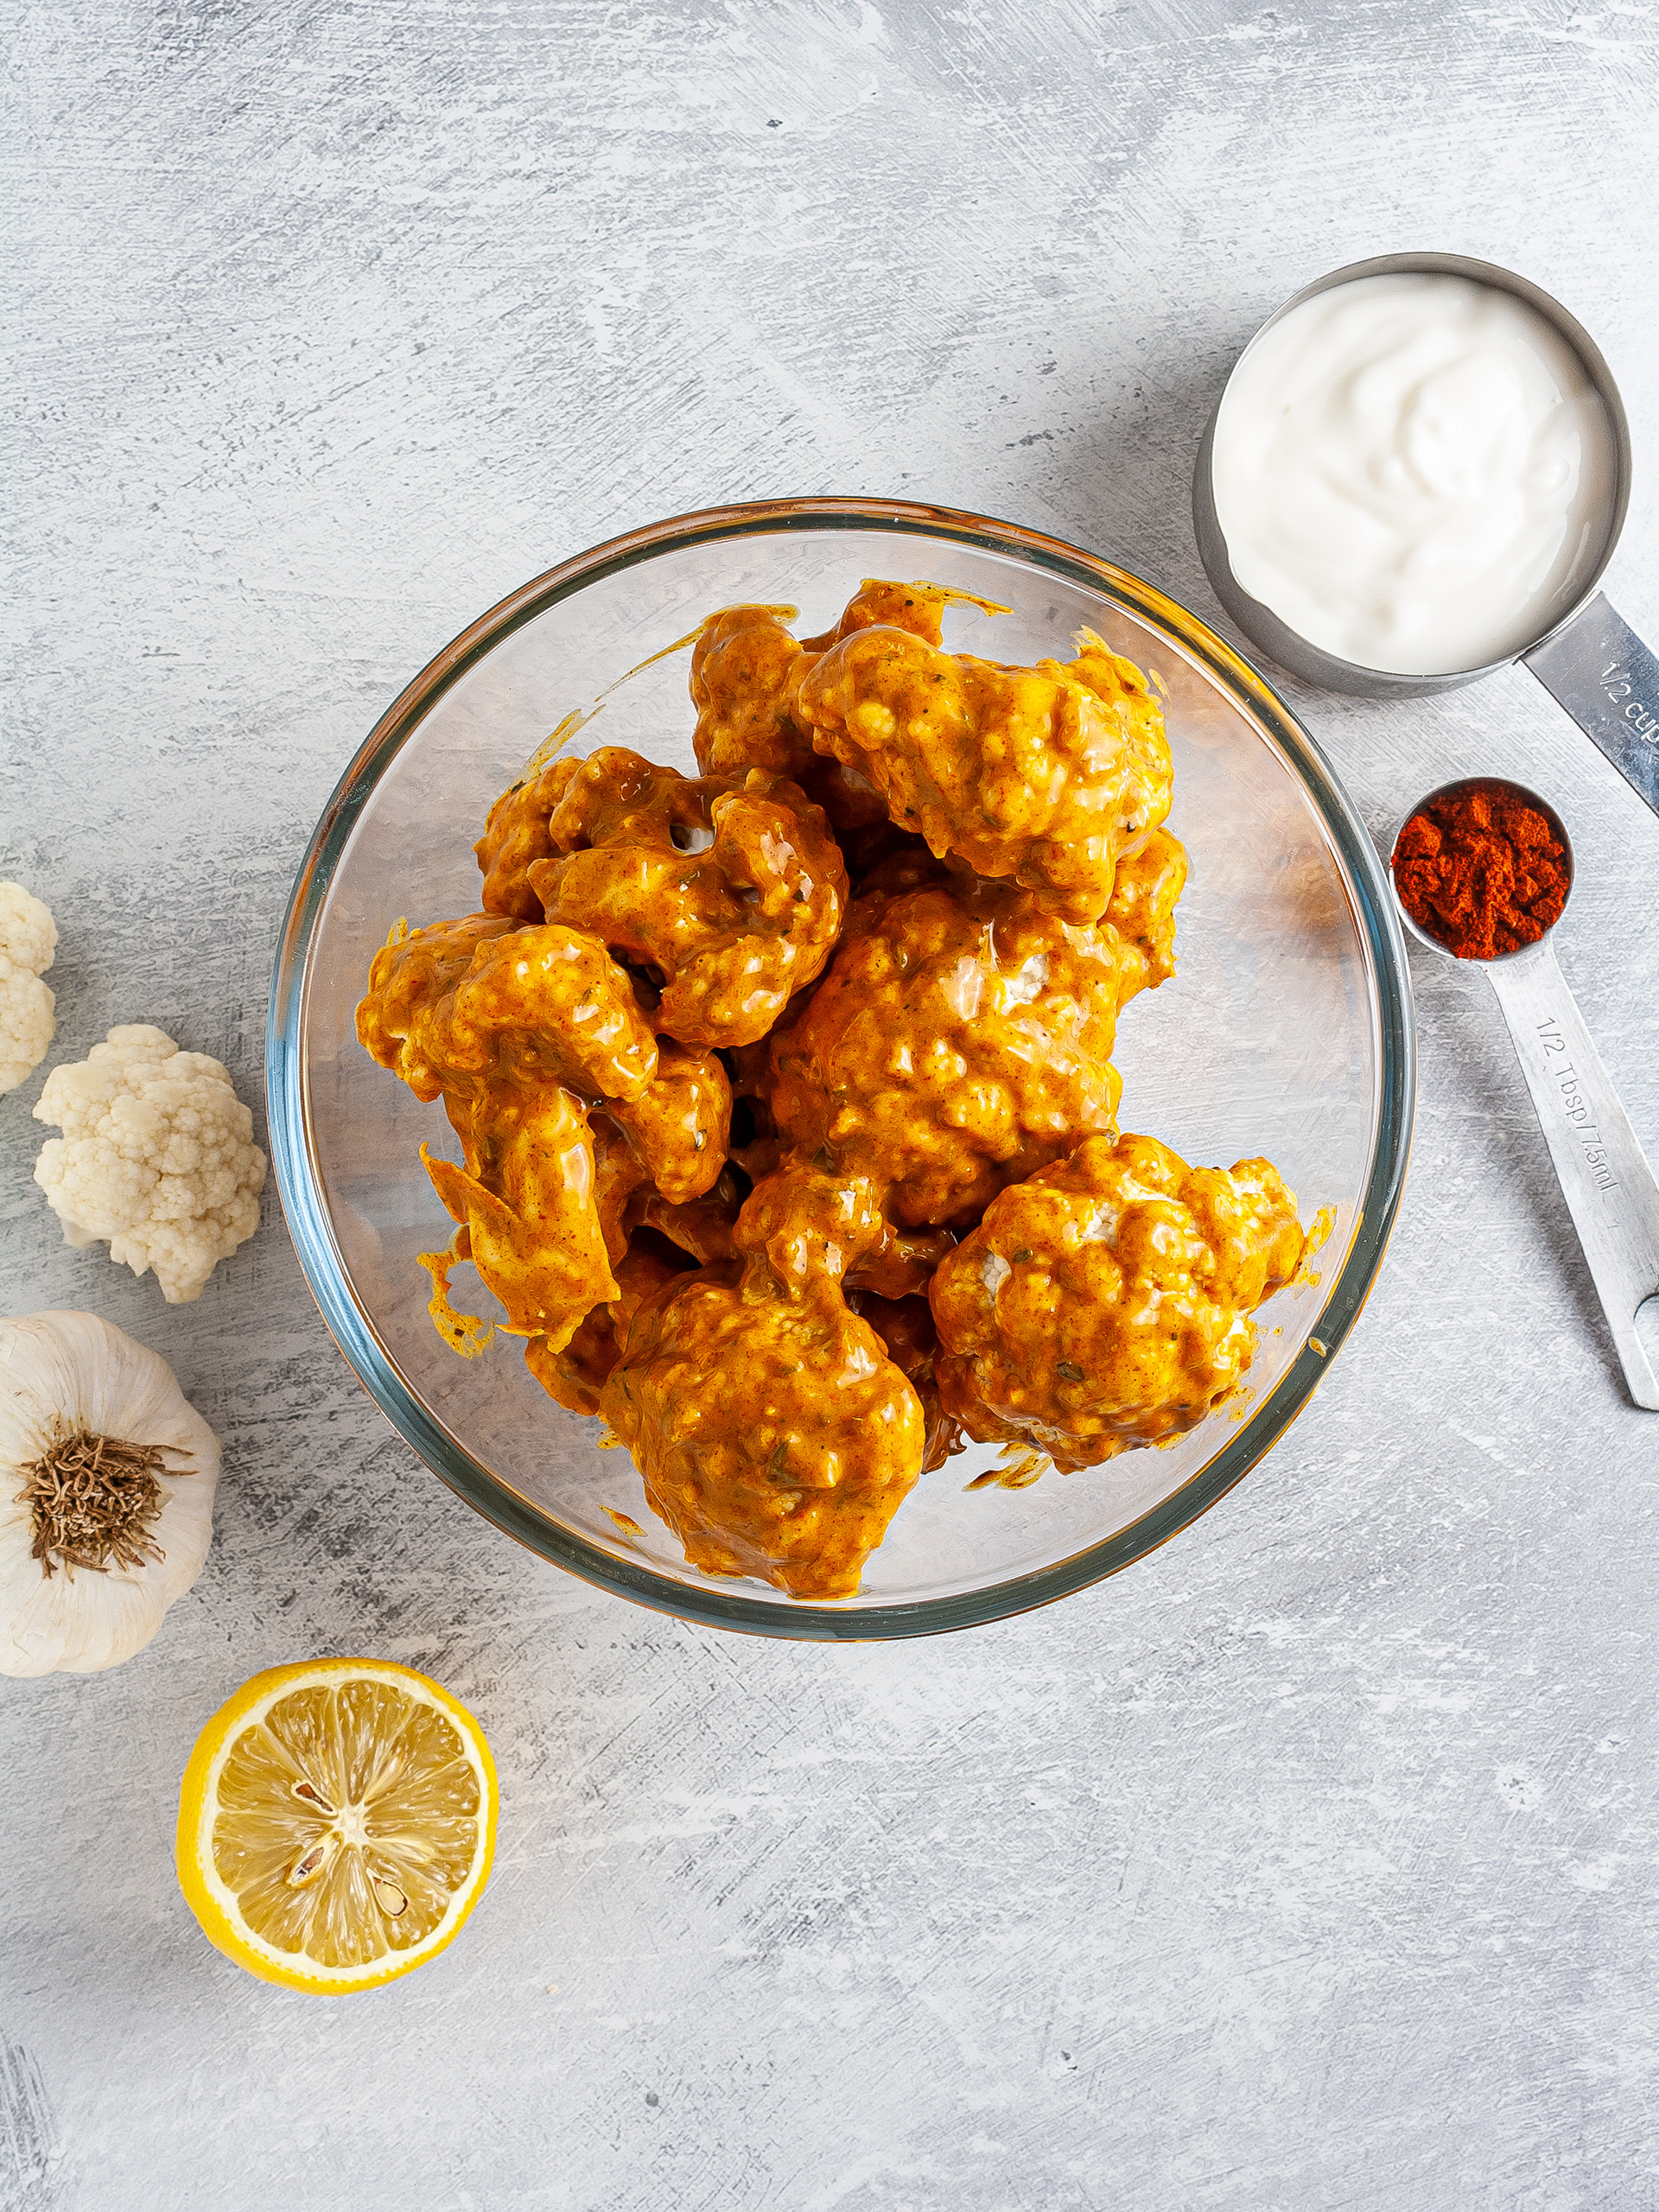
[3,2,1657,2207]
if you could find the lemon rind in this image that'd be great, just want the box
[176,1657,498,1993]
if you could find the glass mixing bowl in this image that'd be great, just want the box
[267,499,1414,1640]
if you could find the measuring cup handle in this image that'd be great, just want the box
[1484,938,1659,1408]
[1523,592,1659,817]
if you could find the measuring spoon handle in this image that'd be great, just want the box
[1525,592,1659,817]
[1485,938,1659,1408]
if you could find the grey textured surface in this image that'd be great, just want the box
[3,2,1657,2207]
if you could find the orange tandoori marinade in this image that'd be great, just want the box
[356,582,1308,1599]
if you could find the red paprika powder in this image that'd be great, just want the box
[1391,779,1570,960]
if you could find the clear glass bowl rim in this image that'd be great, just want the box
[266,494,1417,1643]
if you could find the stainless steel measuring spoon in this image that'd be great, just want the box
[1390,777,1659,1408]
[1193,251,1659,817]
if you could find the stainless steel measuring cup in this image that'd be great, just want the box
[1389,777,1659,1408]
[1192,251,1659,817]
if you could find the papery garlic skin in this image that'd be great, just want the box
[0,1312,220,1675]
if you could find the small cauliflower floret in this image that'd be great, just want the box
[689,584,988,785]
[32,1026,266,1303]
[423,1072,617,1346]
[691,586,1014,849]
[433,1040,730,1355]
[766,875,1128,1230]
[801,578,1007,652]
[1040,633,1174,841]
[0,881,58,1096]
[930,1132,1306,1476]
[0,882,56,981]
[601,1266,925,1599]
[356,913,658,1105]
[474,758,582,920]
[605,1040,732,1207]
[524,747,849,1051]
[597,1162,938,1596]
[690,606,819,782]
[1103,825,1189,1004]
[793,626,1165,921]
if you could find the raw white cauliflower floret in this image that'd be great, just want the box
[0,881,58,1096]
[33,1024,266,1303]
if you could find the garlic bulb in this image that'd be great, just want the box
[0,1312,220,1675]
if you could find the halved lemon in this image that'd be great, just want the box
[175,1657,498,1993]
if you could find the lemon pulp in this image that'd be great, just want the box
[178,1660,496,1990]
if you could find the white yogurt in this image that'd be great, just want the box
[1211,271,1618,676]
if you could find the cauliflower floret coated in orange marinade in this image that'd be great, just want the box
[356,577,1316,1599]
[601,1162,926,1597]
[793,622,1172,922]
[930,1134,1307,1479]
[358,915,725,1360]
[764,874,1130,1232]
